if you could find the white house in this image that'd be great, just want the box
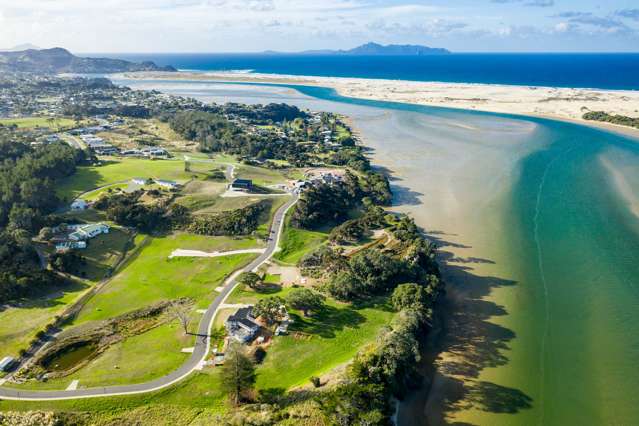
[55,241,87,252]
[0,356,15,372]
[69,223,110,241]
[70,199,88,210]
[155,179,179,189]
[132,177,147,185]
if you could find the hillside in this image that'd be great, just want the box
[340,42,450,55]
[0,48,176,74]
[273,42,451,56]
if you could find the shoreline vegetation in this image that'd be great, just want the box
[122,71,639,138]
[0,73,444,425]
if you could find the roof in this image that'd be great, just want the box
[79,223,108,233]
[232,179,253,185]
[0,356,14,370]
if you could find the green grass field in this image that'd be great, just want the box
[0,116,76,129]
[234,164,288,187]
[74,233,261,324]
[0,370,228,424]
[41,227,134,282]
[15,322,194,390]
[0,280,91,359]
[81,183,131,202]
[256,298,394,390]
[273,215,328,265]
[56,158,192,200]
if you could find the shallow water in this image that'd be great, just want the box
[116,78,639,425]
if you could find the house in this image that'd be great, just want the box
[122,149,142,157]
[0,356,15,372]
[70,199,88,210]
[225,307,260,343]
[228,179,253,192]
[55,241,87,252]
[69,223,110,241]
[132,177,147,185]
[155,179,179,189]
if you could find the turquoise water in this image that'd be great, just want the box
[118,77,639,424]
[298,87,639,424]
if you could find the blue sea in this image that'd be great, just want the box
[96,52,639,90]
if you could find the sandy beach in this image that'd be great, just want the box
[124,71,639,138]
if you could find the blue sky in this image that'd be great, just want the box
[1,0,638,52]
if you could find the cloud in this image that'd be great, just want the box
[616,9,639,21]
[549,10,634,35]
[552,11,592,19]
[492,0,555,7]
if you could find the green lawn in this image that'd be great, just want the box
[15,322,194,390]
[256,299,395,390]
[56,158,193,200]
[234,164,288,187]
[41,227,134,282]
[81,182,131,202]
[0,280,91,359]
[273,215,328,265]
[0,370,228,424]
[0,116,76,129]
[73,233,261,324]
[225,283,294,305]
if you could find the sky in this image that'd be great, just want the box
[1,0,639,53]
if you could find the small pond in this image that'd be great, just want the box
[43,343,98,372]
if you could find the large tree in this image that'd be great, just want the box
[221,341,256,406]
[253,296,286,325]
[391,283,432,312]
[238,272,261,290]
[286,288,325,317]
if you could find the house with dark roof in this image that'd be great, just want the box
[225,306,260,343]
[228,179,253,192]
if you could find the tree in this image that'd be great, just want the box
[324,270,363,302]
[171,302,191,335]
[38,226,54,241]
[221,341,256,406]
[391,283,432,312]
[252,296,286,325]
[238,272,261,290]
[286,288,325,317]
[317,382,389,426]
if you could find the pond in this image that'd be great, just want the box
[43,343,98,372]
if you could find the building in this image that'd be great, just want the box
[0,356,15,372]
[55,241,87,252]
[70,199,88,210]
[229,179,253,192]
[155,179,179,189]
[225,307,260,343]
[132,177,147,185]
[69,223,110,241]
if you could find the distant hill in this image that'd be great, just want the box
[0,48,176,74]
[338,42,450,56]
[264,42,450,56]
[0,43,41,52]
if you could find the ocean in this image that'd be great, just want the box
[98,52,639,90]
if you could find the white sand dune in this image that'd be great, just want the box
[125,71,639,138]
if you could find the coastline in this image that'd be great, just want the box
[111,76,639,424]
[122,71,639,139]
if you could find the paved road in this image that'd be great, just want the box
[0,193,298,401]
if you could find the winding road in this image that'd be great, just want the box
[0,193,298,401]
